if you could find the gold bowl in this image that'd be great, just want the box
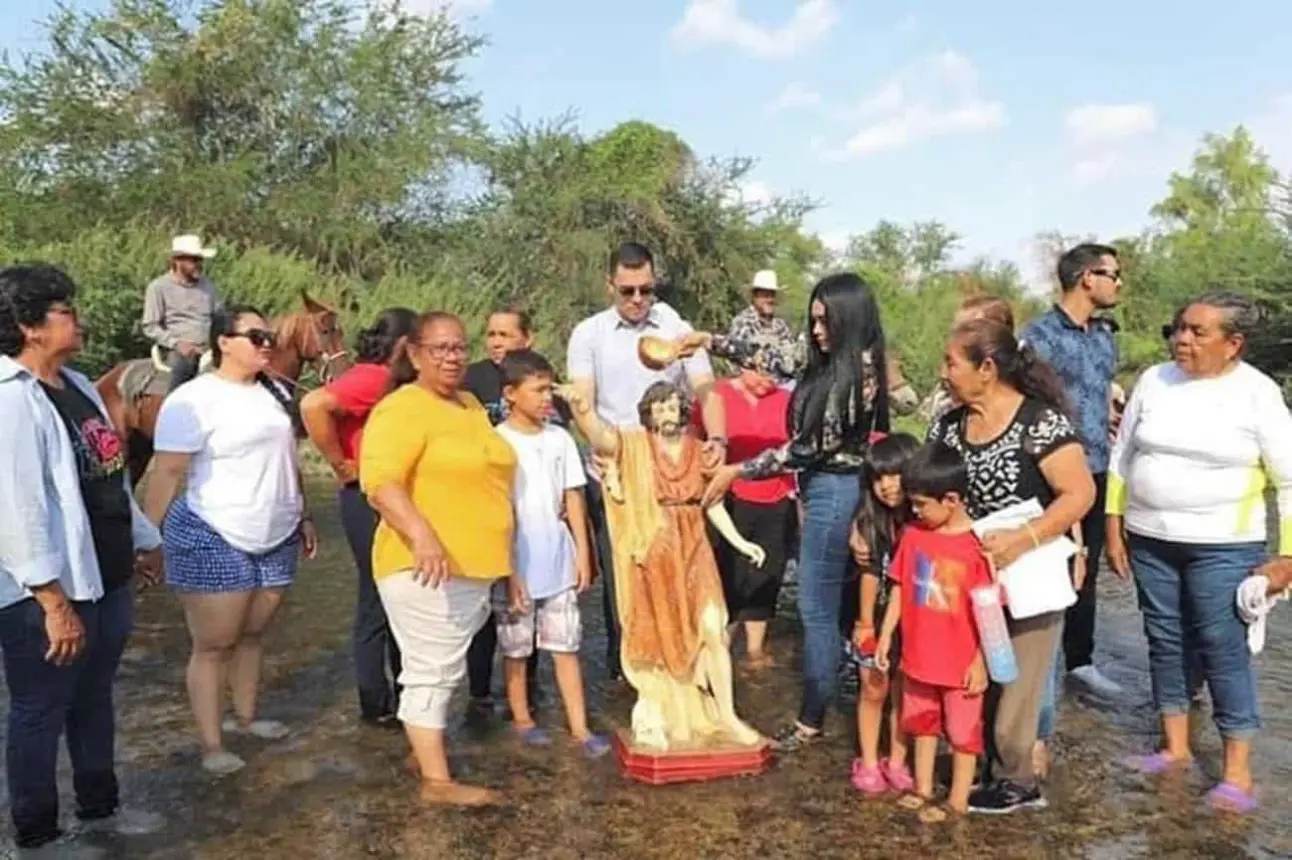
[637,335,679,370]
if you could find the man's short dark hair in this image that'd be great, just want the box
[609,241,654,276]
[500,348,554,388]
[637,380,691,430]
[901,443,969,501]
[1056,243,1118,292]
[490,305,532,336]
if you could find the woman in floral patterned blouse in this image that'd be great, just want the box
[677,272,890,750]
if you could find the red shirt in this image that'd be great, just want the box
[693,380,795,504]
[325,363,391,461]
[888,526,993,688]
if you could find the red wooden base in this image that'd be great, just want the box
[613,730,774,785]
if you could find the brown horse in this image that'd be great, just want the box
[95,292,351,485]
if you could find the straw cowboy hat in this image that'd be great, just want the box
[170,234,216,259]
[750,269,780,291]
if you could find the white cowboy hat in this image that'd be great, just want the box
[750,269,780,291]
[170,234,216,259]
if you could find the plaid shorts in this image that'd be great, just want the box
[494,586,582,659]
[163,498,300,593]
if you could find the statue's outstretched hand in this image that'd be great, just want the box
[674,331,712,358]
[740,541,766,568]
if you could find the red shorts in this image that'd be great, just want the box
[900,675,985,755]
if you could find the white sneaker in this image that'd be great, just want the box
[1069,665,1123,698]
[201,750,247,775]
[222,718,289,740]
[77,806,165,836]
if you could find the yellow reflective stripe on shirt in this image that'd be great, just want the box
[1106,472,1128,515]
[1234,466,1268,536]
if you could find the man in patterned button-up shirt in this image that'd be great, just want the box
[1021,242,1123,699]
[726,269,794,371]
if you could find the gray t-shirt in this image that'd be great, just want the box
[141,273,222,349]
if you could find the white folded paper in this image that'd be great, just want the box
[972,499,1078,620]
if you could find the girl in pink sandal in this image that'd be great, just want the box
[847,434,920,795]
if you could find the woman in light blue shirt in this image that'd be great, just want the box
[0,265,162,852]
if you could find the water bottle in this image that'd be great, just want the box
[971,585,1019,684]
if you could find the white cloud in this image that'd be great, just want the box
[1061,102,1158,185]
[830,51,1004,159]
[765,83,823,113]
[401,0,492,17]
[1064,103,1158,148]
[670,0,838,59]
[817,229,851,254]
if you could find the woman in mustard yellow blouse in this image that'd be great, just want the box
[360,311,517,807]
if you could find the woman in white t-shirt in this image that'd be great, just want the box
[1108,291,1292,812]
[144,305,318,776]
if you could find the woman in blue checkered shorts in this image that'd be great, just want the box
[144,306,318,776]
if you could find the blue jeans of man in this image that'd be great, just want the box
[1,586,133,848]
[796,471,861,731]
[1129,533,1264,740]
[338,484,402,719]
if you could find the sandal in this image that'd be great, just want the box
[1124,750,1191,776]
[918,803,962,824]
[513,725,552,747]
[880,758,915,793]
[578,734,612,759]
[1207,782,1258,814]
[897,793,930,811]
[770,723,822,752]
[850,759,887,795]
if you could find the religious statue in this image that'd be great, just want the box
[558,381,766,751]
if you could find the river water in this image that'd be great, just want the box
[2,484,1289,859]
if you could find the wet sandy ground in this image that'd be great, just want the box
[2,483,1290,859]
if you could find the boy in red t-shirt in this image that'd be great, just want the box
[876,443,991,822]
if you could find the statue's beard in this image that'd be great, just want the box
[653,420,681,438]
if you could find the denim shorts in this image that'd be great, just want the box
[164,499,300,593]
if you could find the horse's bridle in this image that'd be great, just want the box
[266,311,349,391]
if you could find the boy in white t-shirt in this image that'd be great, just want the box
[494,350,610,758]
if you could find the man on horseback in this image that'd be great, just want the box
[141,235,222,393]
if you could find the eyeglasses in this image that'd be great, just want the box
[419,342,469,359]
[228,328,278,348]
[1090,268,1123,282]
[617,285,656,299]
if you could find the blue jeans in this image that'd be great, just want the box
[0,587,134,848]
[796,471,861,730]
[1130,534,1264,740]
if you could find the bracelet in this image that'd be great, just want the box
[1025,523,1041,548]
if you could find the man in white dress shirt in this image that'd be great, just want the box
[566,242,726,680]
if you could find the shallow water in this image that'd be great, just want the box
[2,484,1290,859]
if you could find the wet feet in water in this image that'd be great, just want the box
[418,780,501,807]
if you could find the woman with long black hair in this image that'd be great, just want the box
[301,307,419,728]
[678,272,891,749]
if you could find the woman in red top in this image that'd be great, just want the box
[706,368,796,669]
[301,307,418,727]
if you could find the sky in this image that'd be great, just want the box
[4,0,1292,285]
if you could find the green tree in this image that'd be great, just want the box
[0,0,483,271]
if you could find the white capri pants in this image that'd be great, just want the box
[376,571,494,729]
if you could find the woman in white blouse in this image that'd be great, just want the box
[1107,291,1291,812]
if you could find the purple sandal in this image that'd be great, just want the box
[1123,751,1190,775]
[1207,782,1258,814]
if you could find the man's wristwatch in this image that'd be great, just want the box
[708,435,728,447]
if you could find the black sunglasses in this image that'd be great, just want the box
[228,328,278,348]
[617,285,656,299]
[1090,268,1123,282]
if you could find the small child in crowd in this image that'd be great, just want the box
[876,443,993,822]
[847,432,921,795]
[494,349,610,758]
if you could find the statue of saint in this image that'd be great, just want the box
[559,381,766,750]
